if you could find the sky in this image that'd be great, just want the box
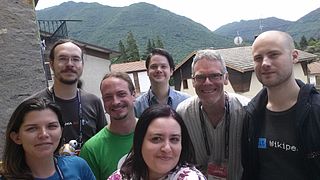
[35,0,320,31]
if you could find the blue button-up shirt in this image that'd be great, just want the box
[134,87,190,118]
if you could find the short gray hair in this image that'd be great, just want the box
[191,49,227,75]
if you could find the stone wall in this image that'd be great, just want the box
[0,0,46,155]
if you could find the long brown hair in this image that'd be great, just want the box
[0,98,64,179]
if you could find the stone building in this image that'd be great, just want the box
[0,0,46,154]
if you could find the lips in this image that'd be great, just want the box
[34,142,53,147]
[158,155,173,161]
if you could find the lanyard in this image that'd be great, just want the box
[199,93,230,159]
[51,87,84,148]
[54,156,64,179]
[147,88,172,107]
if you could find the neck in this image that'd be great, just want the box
[52,80,78,100]
[25,155,56,178]
[201,96,225,127]
[108,114,136,135]
[150,83,169,104]
[266,78,300,112]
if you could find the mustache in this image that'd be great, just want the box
[61,68,77,73]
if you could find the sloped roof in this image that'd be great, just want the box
[175,46,318,73]
[111,60,146,73]
[308,61,320,75]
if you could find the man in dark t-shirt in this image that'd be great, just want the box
[28,39,106,148]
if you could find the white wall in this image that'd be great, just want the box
[82,54,111,98]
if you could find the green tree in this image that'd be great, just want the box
[126,31,140,61]
[155,36,164,48]
[115,40,128,63]
[142,39,153,60]
[299,35,308,50]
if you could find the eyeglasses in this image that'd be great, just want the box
[57,56,82,64]
[192,73,223,83]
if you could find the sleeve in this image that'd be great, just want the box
[79,145,100,180]
[79,157,96,180]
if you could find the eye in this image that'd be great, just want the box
[170,136,181,144]
[48,123,59,130]
[253,56,263,62]
[72,57,81,62]
[151,136,162,143]
[118,92,127,97]
[25,127,37,132]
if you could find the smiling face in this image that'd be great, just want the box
[252,31,298,88]
[50,42,83,85]
[147,54,173,85]
[10,109,62,160]
[192,58,228,106]
[101,77,135,121]
[141,116,182,179]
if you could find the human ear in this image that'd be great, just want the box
[10,132,22,145]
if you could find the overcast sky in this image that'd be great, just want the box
[36,0,320,31]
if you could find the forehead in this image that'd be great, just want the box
[54,42,82,56]
[22,109,58,125]
[193,58,223,74]
[252,33,286,54]
[101,77,130,93]
[149,54,169,65]
[146,116,181,134]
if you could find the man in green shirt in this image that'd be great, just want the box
[80,72,136,180]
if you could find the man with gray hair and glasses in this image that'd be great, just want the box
[176,49,249,180]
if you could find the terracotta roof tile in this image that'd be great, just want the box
[308,61,320,75]
[111,60,146,73]
[176,46,318,73]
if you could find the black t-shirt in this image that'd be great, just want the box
[257,104,307,180]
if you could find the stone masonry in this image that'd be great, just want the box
[0,0,46,155]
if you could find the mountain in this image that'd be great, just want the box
[287,7,320,40]
[36,1,320,62]
[214,8,320,42]
[36,1,234,63]
[214,17,293,43]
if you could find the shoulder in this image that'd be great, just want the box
[80,89,100,101]
[135,91,148,102]
[228,92,250,106]
[81,128,107,148]
[27,88,50,99]
[171,88,190,97]
[169,164,206,180]
[57,155,88,167]
[107,169,123,180]
[176,96,198,111]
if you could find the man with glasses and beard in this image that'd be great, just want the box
[29,39,107,150]
[80,72,136,180]
[176,49,249,180]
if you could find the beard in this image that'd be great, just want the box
[59,77,78,85]
[112,113,128,121]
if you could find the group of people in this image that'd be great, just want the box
[0,30,319,180]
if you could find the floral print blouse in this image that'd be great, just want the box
[107,164,206,180]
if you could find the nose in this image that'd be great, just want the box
[161,141,172,152]
[112,96,121,105]
[38,127,49,138]
[262,57,271,67]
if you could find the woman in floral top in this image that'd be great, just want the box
[108,104,206,180]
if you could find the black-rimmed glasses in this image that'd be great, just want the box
[192,73,223,83]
